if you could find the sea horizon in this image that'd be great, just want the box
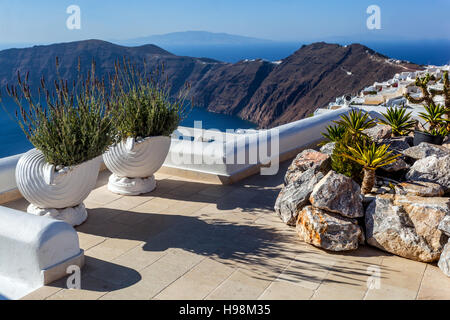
[135,39,450,66]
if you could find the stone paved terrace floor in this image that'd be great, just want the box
[5,161,450,300]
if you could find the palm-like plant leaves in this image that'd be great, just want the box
[427,126,449,137]
[341,143,400,170]
[320,124,346,145]
[334,109,376,137]
[379,106,416,136]
[418,102,447,130]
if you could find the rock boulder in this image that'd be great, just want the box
[406,155,450,193]
[438,241,450,277]
[380,137,411,172]
[275,169,325,226]
[309,171,364,218]
[402,142,450,160]
[381,158,410,172]
[395,181,445,197]
[384,137,412,153]
[319,142,336,156]
[365,194,449,262]
[439,215,450,237]
[296,206,364,251]
[284,149,331,185]
[363,125,392,141]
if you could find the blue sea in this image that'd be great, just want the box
[0,99,255,159]
[165,40,450,65]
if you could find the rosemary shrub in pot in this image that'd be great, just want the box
[103,60,190,195]
[4,59,117,226]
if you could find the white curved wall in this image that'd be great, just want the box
[1,105,409,194]
[164,107,351,176]
[0,154,23,195]
[0,108,352,193]
[0,206,83,299]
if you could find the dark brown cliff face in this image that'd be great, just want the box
[193,42,420,128]
[0,40,420,128]
[189,59,275,116]
[0,39,224,98]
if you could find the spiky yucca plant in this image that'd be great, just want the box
[341,143,400,194]
[320,124,346,146]
[329,110,375,181]
[379,105,416,137]
[110,59,190,140]
[334,109,376,139]
[331,131,367,182]
[5,58,117,167]
[429,71,450,130]
[427,126,449,138]
[418,102,447,132]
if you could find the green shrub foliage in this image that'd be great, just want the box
[320,124,346,146]
[379,105,415,136]
[329,110,374,182]
[331,131,365,182]
[5,58,117,167]
[110,60,191,139]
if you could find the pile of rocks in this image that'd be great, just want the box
[275,149,365,251]
[275,125,450,277]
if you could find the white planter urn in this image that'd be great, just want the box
[103,136,171,195]
[16,149,102,226]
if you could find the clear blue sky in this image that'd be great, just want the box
[0,0,449,44]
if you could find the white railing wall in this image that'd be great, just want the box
[0,106,382,194]
[164,107,351,176]
[0,206,83,299]
[0,154,23,195]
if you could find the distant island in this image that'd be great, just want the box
[117,31,274,47]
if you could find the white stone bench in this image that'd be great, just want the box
[0,206,84,299]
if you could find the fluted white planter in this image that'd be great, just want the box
[103,136,171,195]
[16,149,102,226]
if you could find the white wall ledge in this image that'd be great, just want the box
[0,107,353,194]
[0,206,83,300]
[0,154,23,195]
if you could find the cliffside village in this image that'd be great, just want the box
[316,64,450,114]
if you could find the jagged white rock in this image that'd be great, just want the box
[402,142,450,160]
[275,168,325,226]
[296,206,364,251]
[366,194,449,262]
[406,155,450,193]
[309,171,364,218]
[438,241,450,277]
